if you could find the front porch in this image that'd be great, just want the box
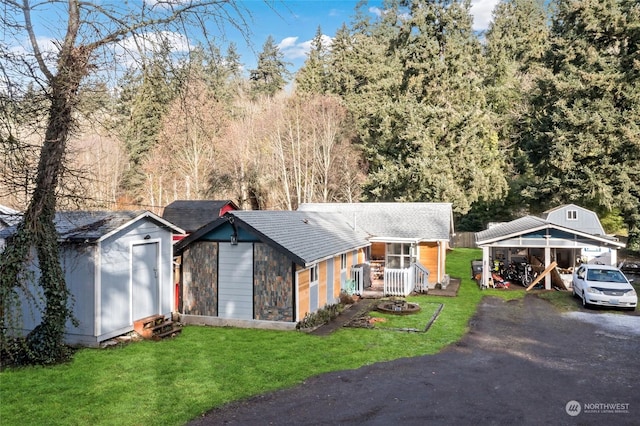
[349,262,431,298]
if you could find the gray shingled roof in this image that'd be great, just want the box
[230,210,370,266]
[297,203,453,241]
[475,216,549,243]
[0,205,21,227]
[0,210,184,242]
[162,200,236,233]
[475,215,622,246]
[176,210,370,267]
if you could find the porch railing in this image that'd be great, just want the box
[350,266,364,295]
[413,262,430,293]
[350,262,430,296]
[384,262,430,296]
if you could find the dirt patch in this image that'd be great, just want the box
[189,295,639,425]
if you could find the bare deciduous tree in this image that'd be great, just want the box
[0,0,258,365]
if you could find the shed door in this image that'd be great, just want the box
[132,242,159,320]
[218,243,253,320]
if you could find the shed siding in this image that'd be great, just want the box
[218,243,253,320]
[297,269,310,321]
[62,244,96,336]
[333,255,341,300]
[418,242,439,284]
[254,243,294,321]
[182,241,218,316]
[318,261,327,307]
[100,236,133,333]
[326,257,335,304]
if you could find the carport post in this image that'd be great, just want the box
[544,246,552,290]
[482,246,490,288]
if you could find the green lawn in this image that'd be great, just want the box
[0,248,525,426]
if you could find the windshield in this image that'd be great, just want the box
[586,269,627,283]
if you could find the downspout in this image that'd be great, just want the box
[292,263,297,322]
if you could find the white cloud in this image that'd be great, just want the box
[369,6,383,17]
[278,34,333,61]
[470,0,500,31]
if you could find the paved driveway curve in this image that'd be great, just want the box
[188,295,640,425]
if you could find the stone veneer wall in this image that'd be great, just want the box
[254,243,294,321]
[181,241,218,316]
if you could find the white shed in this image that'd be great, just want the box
[2,210,184,347]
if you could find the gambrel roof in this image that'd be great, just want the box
[297,202,453,242]
[174,210,370,268]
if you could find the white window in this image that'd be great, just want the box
[386,243,415,269]
[310,265,319,283]
[340,253,347,271]
[567,210,578,220]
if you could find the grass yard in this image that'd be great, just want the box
[367,300,443,331]
[0,248,526,426]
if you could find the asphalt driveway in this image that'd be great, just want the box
[188,295,640,425]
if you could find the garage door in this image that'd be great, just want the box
[218,243,253,320]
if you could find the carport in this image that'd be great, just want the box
[475,216,625,290]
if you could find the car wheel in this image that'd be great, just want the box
[572,286,577,298]
[581,290,589,308]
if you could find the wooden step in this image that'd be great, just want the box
[153,327,182,341]
[133,315,181,340]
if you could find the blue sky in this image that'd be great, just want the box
[5,0,501,83]
[231,0,501,72]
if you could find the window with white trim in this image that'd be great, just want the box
[385,243,415,269]
[567,210,577,220]
[340,253,347,271]
[310,265,319,284]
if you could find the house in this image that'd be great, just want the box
[162,199,238,240]
[474,204,625,290]
[298,203,454,289]
[2,210,185,347]
[174,210,371,329]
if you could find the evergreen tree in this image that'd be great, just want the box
[117,40,179,200]
[295,26,331,95]
[462,0,551,228]
[340,0,508,214]
[249,36,290,98]
[523,0,640,250]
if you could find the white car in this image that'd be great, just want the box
[572,264,637,310]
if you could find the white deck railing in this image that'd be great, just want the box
[350,262,430,297]
[350,266,364,295]
[413,262,430,293]
[384,267,411,296]
[384,262,430,296]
